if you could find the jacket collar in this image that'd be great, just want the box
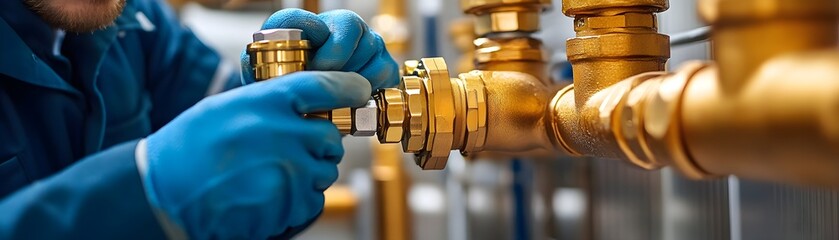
[0,1,141,93]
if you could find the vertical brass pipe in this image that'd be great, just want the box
[372,143,412,240]
[303,0,319,13]
[372,0,410,62]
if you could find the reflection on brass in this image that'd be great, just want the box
[473,37,548,84]
[372,142,411,240]
[303,0,319,13]
[372,0,410,62]
[322,185,357,217]
[449,18,477,74]
[547,0,839,187]
[246,29,309,81]
[547,0,671,162]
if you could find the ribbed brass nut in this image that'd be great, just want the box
[377,89,406,143]
[615,74,665,170]
[246,40,310,81]
[400,76,428,152]
[417,58,455,170]
[562,0,668,16]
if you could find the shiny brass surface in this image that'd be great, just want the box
[450,18,477,74]
[549,0,671,163]
[322,185,357,217]
[371,0,410,61]
[545,0,839,187]
[372,142,412,240]
[473,37,548,83]
[461,0,551,36]
[246,40,309,81]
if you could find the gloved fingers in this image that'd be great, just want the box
[295,119,345,163]
[358,48,401,90]
[308,158,339,191]
[271,71,372,114]
[341,29,378,72]
[261,9,330,46]
[240,51,255,85]
[311,10,366,71]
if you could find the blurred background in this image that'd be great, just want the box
[169,0,839,239]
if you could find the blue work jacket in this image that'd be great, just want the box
[0,0,240,238]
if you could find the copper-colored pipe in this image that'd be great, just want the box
[372,143,412,240]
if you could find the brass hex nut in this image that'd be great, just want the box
[574,13,656,33]
[459,71,488,154]
[416,58,455,170]
[475,10,541,35]
[376,89,406,143]
[399,76,428,152]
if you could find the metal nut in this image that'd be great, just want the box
[352,100,378,137]
[575,13,656,32]
[400,76,428,152]
[416,58,455,170]
[253,28,303,41]
[377,89,406,143]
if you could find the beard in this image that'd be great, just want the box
[24,0,126,33]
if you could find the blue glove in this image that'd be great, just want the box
[138,71,371,239]
[240,9,400,91]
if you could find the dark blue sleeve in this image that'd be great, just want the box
[0,140,167,239]
[137,0,240,131]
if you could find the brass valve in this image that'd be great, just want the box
[248,29,510,170]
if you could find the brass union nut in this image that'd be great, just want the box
[400,76,428,152]
[377,89,406,143]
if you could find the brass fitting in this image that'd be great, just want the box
[462,0,552,36]
[545,0,839,187]
[246,29,309,81]
[473,37,548,84]
[246,29,369,136]
[549,0,671,161]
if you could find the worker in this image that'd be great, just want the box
[0,0,399,238]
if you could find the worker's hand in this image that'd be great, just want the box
[138,71,371,239]
[240,9,400,91]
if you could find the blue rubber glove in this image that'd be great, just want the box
[138,71,371,239]
[240,9,400,91]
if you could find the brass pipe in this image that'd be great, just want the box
[372,143,412,240]
[371,0,410,62]
[303,0,319,13]
[322,185,358,218]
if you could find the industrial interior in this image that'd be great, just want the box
[180,0,839,239]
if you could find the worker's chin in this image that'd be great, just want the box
[25,0,126,33]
